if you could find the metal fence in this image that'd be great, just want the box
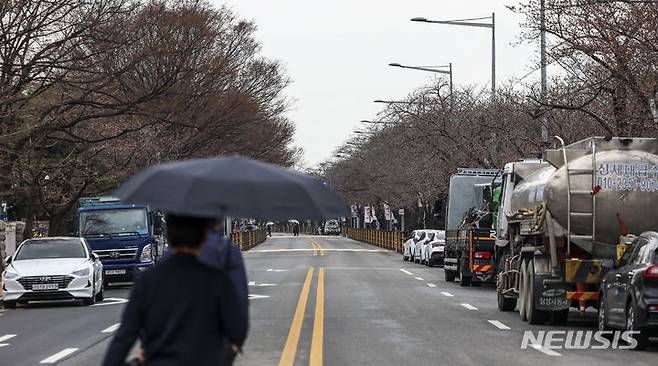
[345,228,404,253]
[230,229,267,251]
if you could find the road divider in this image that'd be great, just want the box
[345,228,404,253]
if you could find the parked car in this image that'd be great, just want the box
[2,237,104,309]
[414,231,436,264]
[598,231,658,350]
[423,230,446,267]
[403,230,426,261]
[324,219,341,235]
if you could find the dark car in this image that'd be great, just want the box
[598,231,658,350]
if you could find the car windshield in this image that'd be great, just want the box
[15,239,86,260]
[79,208,148,237]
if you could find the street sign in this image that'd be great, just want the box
[398,208,405,215]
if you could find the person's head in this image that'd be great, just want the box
[166,214,212,249]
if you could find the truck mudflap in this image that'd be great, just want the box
[534,274,570,311]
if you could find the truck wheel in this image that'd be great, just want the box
[525,260,547,325]
[459,273,471,287]
[519,259,528,321]
[444,270,456,282]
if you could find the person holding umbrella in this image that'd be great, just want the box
[105,156,345,364]
[103,214,247,366]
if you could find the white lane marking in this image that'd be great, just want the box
[0,344,9,347]
[0,334,16,342]
[102,323,121,333]
[399,269,414,275]
[427,283,437,288]
[266,268,289,272]
[415,277,424,281]
[248,281,255,286]
[441,291,454,297]
[248,294,270,300]
[248,282,277,287]
[40,348,79,364]
[487,320,511,330]
[91,298,129,307]
[530,344,561,356]
[460,303,478,311]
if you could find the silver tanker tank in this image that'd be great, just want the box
[508,137,658,258]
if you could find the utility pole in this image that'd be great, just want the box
[491,12,496,98]
[540,0,549,143]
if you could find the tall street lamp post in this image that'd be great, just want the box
[411,14,495,98]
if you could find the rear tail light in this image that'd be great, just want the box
[648,305,658,312]
[474,251,491,259]
[642,264,658,279]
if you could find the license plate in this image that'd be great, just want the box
[105,269,126,275]
[33,283,58,291]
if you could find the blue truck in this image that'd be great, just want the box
[77,196,166,285]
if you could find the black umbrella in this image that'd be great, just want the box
[115,156,346,220]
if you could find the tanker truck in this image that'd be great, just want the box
[495,136,658,325]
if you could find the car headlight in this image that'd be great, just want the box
[140,244,152,263]
[3,269,19,280]
[72,267,90,276]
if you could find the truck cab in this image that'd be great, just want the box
[77,196,166,285]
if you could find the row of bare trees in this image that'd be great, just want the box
[0,0,299,236]
[325,0,658,230]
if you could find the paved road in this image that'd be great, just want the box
[1,234,657,365]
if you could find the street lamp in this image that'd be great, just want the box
[388,62,453,97]
[411,14,496,98]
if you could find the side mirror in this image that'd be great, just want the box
[5,255,12,264]
[90,252,99,261]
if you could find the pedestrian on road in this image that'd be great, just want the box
[266,224,272,237]
[102,214,247,366]
[293,222,300,237]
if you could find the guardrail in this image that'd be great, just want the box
[231,229,267,251]
[345,228,404,253]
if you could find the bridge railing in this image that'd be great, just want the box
[345,228,404,253]
[231,229,267,251]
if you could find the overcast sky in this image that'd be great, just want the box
[217,0,538,166]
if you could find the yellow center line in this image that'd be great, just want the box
[311,239,325,256]
[279,267,315,366]
[310,241,318,256]
[310,267,325,366]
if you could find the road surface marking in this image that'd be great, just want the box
[0,334,16,343]
[279,267,314,366]
[529,344,561,356]
[399,269,414,275]
[40,348,79,364]
[460,303,478,311]
[0,344,9,347]
[91,298,129,307]
[249,282,277,287]
[310,267,325,366]
[248,281,256,286]
[267,268,289,272]
[441,292,454,297]
[314,240,325,256]
[487,320,511,330]
[415,277,424,281]
[102,323,121,333]
[427,283,437,288]
[311,241,318,256]
[248,294,271,300]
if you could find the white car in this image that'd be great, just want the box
[2,237,104,309]
[422,230,446,267]
[324,219,341,235]
[415,231,436,264]
[403,230,426,261]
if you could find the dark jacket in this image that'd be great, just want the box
[102,255,247,366]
